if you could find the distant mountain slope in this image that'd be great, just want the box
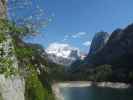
[46,43,80,66]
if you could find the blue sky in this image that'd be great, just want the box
[24,0,133,53]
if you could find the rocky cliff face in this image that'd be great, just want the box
[0,21,55,100]
[70,32,109,72]
[70,24,133,82]
[0,0,54,99]
[0,1,25,100]
[0,33,25,100]
[87,23,133,67]
[0,75,25,100]
[89,31,109,55]
[0,0,7,18]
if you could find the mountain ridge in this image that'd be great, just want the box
[70,23,133,83]
[46,43,80,66]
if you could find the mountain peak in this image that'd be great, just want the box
[89,31,109,55]
[46,43,80,66]
[46,42,80,58]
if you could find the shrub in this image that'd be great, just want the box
[25,64,54,100]
[0,33,6,43]
[0,58,19,77]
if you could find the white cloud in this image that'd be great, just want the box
[63,35,69,41]
[63,38,67,41]
[72,32,87,38]
[83,41,91,46]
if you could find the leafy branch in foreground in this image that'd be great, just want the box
[8,0,51,35]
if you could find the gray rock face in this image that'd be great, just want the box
[0,33,25,100]
[0,75,25,100]
[0,1,25,99]
[89,31,109,55]
[0,0,7,18]
[87,23,133,66]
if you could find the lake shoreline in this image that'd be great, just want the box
[54,81,132,88]
[52,81,132,100]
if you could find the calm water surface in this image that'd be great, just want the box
[60,86,133,100]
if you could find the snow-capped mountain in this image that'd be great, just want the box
[46,43,80,66]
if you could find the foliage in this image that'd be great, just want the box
[0,19,21,77]
[0,19,28,38]
[0,18,54,99]
[11,36,55,100]
[0,1,55,98]
[0,58,19,77]
[69,64,113,82]
[0,19,10,32]
[0,20,8,42]
[46,61,67,81]
[25,64,54,100]
[14,45,34,59]
[0,32,6,43]
[128,72,133,83]
[8,0,50,34]
[95,64,112,81]
[0,93,3,100]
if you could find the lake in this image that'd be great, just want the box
[60,86,133,100]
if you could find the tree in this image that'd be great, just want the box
[95,64,112,81]
[128,71,133,83]
[7,0,51,36]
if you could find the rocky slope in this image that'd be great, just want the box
[70,32,109,72]
[0,32,25,100]
[0,20,55,100]
[87,24,133,67]
[0,2,25,99]
[0,1,55,100]
[89,31,109,55]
